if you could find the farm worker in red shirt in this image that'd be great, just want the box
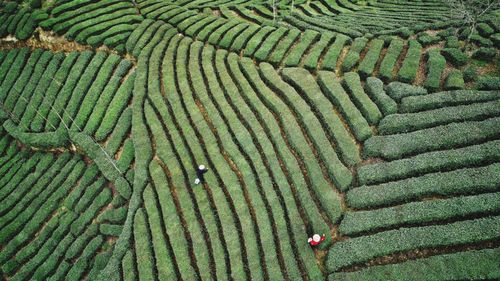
[308,234,326,246]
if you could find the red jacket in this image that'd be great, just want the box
[308,234,326,246]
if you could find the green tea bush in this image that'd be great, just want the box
[424,50,446,91]
[396,40,422,83]
[348,163,500,208]
[444,69,465,90]
[441,48,468,67]
[358,139,500,185]
[386,81,427,101]
[327,216,500,271]
[378,38,404,81]
[364,117,500,159]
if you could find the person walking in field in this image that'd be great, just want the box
[194,164,209,185]
[308,234,326,246]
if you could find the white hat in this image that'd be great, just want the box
[199,165,205,170]
[313,234,321,242]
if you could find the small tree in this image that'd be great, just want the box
[443,0,500,47]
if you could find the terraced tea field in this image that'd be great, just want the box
[0,0,499,280]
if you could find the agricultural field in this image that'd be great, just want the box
[0,0,499,280]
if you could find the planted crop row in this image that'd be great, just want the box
[0,48,135,151]
[358,139,500,186]
[347,163,500,209]
[329,248,500,280]
[364,117,500,160]
[41,0,141,49]
[379,99,500,134]
[327,215,500,271]
[340,192,500,235]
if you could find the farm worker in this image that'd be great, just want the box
[308,234,325,246]
[194,164,209,185]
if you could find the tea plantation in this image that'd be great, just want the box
[0,0,499,280]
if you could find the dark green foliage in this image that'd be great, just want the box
[477,76,500,90]
[424,50,446,91]
[100,224,123,236]
[341,37,368,72]
[364,77,397,116]
[472,47,496,60]
[358,39,384,77]
[29,0,41,8]
[492,33,500,47]
[441,48,468,67]
[321,35,350,71]
[327,216,500,271]
[134,208,155,281]
[386,81,427,101]
[445,35,460,48]
[358,139,500,186]
[341,192,500,236]
[379,99,500,135]
[70,131,121,181]
[4,2,18,13]
[329,248,500,280]
[98,207,127,224]
[397,40,422,83]
[477,22,494,37]
[343,72,382,125]
[400,90,500,113]
[444,69,465,90]
[318,71,372,141]
[470,34,493,47]
[364,117,500,160]
[378,38,404,81]
[417,33,440,46]
[463,66,478,82]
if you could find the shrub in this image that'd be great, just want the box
[343,72,383,126]
[341,37,368,72]
[30,0,42,8]
[330,248,500,281]
[424,50,446,91]
[470,34,493,47]
[400,90,500,113]
[417,33,440,46]
[477,76,500,90]
[379,99,500,135]
[491,33,500,47]
[358,39,384,77]
[4,2,17,13]
[444,69,465,90]
[397,40,422,83]
[357,139,500,186]
[441,48,468,67]
[284,29,320,67]
[341,192,500,236]
[347,163,500,209]
[321,34,350,71]
[378,38,404,81]
[477,23,494,37]
[463,66,478,82]
[364,117,500,160]
[318,71,372,141]
[445,35,460,48]
[472,47,496,60]
[364,77,398,116]
[386,81,427,101]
